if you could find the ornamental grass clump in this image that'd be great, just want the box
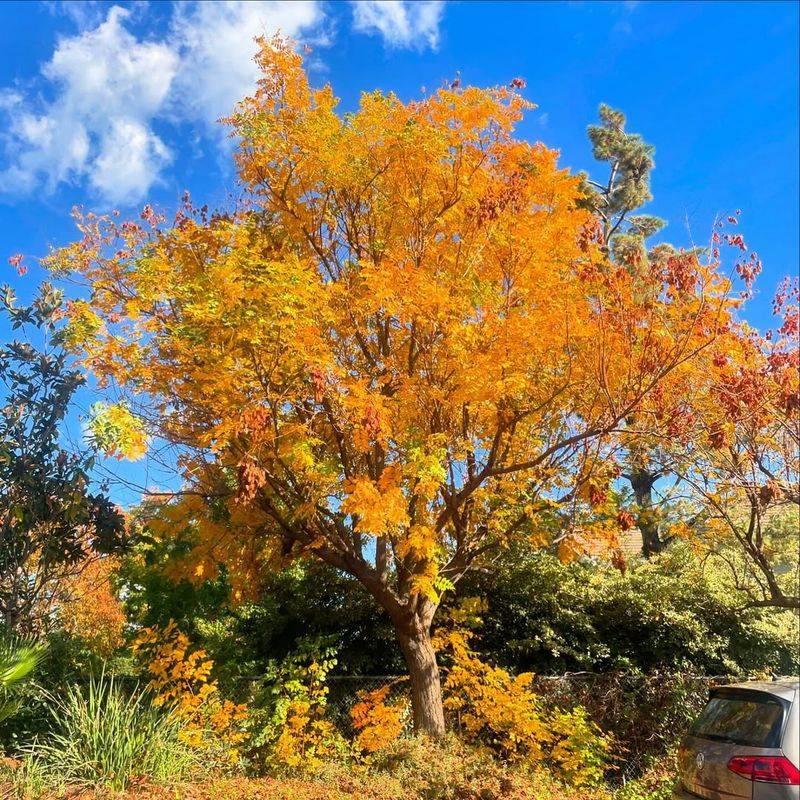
[31,674,195,791]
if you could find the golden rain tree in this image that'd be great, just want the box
[47,38,735,734]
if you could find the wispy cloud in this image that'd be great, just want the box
[170,1,327,130]
[351,1,445,51]
[614,0,641,36]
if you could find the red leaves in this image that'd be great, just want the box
[578,218,603,252]
[241,405,271,434]
[140,204,164,229]
[309,366,326,404]
[471,171,527,226]
[236,458,266,504]
[236,406,272,449]
[611,548,628,576]
[662,252,698,294]
[617,509,636,531]
[778,303,799,339]
[8,254,25,276]
[587,483,607,508]
[362,404,382,441]
[734,252,762,292]
[708,427,726,449]
[714,367,767,424]
[724,233,747,251]
[758,481,780,508]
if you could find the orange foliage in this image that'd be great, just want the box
[350,683,407,755]
[59,557,125,657]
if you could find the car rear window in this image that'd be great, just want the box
[690,690,786,748]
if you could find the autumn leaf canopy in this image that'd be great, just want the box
[48,37,734,608]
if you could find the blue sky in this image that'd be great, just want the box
[0,0,797,504]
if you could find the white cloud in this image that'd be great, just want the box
[0,6,177,205]
[0,1,327,206]
[90,118,172,200]
[170,1,326,127]
[351,1,444,50]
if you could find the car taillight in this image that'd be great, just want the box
[728,755,800,785]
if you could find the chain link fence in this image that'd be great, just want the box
[299,670,735,779]
[530,671,730,780]
[108,669,743,779]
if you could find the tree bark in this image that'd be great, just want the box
[397,623,446,737]
[630,464,664,557]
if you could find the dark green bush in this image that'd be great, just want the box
[457,543,798,677]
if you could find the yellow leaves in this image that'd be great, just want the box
[437,625,551,763]
[273,700,341,770]
[435,619,612,785]
[557,519,621,564]
[63,300,104,351]
[395,524,435,561]
[88,402,148,461]
[405,436,447,499]
[549,707,614,788]
[342,467,409,536]
[133,620,247,764]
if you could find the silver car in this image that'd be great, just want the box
[674,679,800,800]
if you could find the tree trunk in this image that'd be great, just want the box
[630,464,664,558]
[397,624,446,737]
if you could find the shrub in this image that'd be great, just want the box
[132,620,247,765]
[350,682,408,755]
[549,706,613,788]
[459,545,798,676]
[30,674,195,791]
[435,621,612,786]
[244,637,347,771]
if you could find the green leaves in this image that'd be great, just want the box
[0,284,128,630]
[0,635,46,724]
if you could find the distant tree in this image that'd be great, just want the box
[674,279,799,609]
[579,105,679,557]
[0,283,127,632]
[582,103,663,251]
[579,106,773,562]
